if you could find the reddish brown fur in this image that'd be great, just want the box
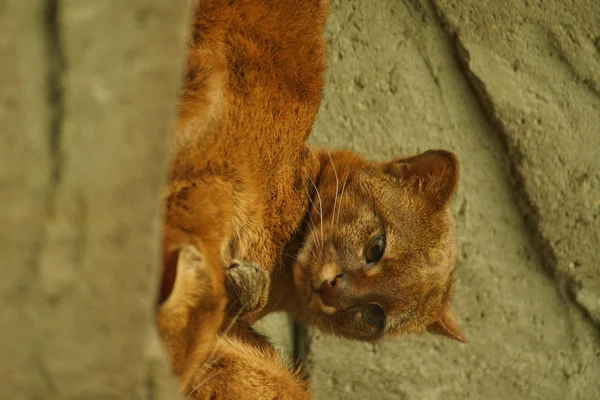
[157,246,311,399]
[162,0,329,298]
[159,0,465,396]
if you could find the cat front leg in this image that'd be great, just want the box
[225,259,270,317]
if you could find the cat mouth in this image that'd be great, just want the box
[308,290,339,316]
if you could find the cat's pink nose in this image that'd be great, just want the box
[318,273,346,309]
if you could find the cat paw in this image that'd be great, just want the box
[225,259,270,316]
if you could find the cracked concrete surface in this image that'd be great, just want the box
[433,0,600,325]
[258,0,600,398]
[0,1,191,397]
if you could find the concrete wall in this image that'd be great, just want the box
[256,0,600,398]
[0,1,191,398]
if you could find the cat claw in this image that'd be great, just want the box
[228,259,259,270]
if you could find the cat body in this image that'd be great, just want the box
[162,0,327,306]
[163,0,464,342]
[157,1,326,397]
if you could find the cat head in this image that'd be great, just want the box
[293,149,465,342]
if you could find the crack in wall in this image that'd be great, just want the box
[45,0,64,200]
[25,1,67,396]
[428,0,600,332]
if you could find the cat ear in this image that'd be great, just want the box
[384,150,459,211]
[426,306,466,343]
[158,244,198,306]
[158,248,180,306]
[159,245,205,306]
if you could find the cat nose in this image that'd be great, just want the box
[318,273,346,309]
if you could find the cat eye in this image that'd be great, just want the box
[365,304,385,324]
[364,234,386,265]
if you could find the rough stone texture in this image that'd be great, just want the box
[433,0,600,325]
[254,313,295,357]
[0,1,191,398]
[259,0,600,398]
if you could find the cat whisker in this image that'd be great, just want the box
[305,240,318,260]
[309,246,317,261]
[327,151,339,229]
[304,187,323,250]
[296,241,318,261]
[308,213,322,251]
[185,307,245,397]
[186,370,222,398]
[192,346,232,390]
[327,151,339,256]
[223,307,245,335]
[185,308,250,397]
[305,207,321,253]
[307,175,324,250]
[336,174,348,227]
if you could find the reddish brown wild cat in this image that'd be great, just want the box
[160,0,465,392]
[157,0,466,397]
[163,0,465,342]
